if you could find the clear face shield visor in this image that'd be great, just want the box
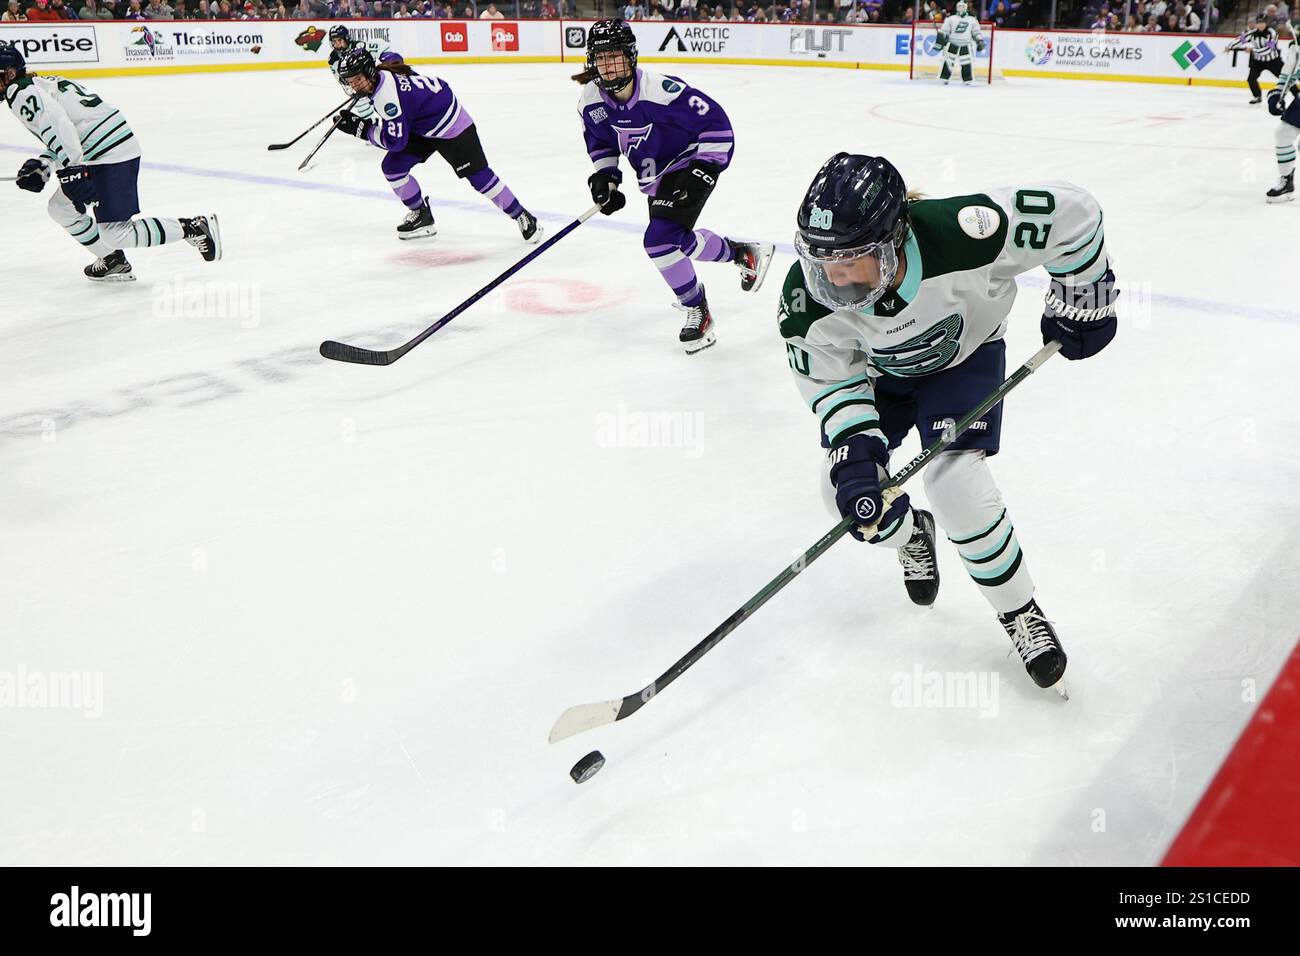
[794,232,900,312]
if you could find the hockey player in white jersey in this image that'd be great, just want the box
[781,153,1118,691]
[1265,38,1300,202]
[936,2,985,86]
[1,43,220,281]
[327,25,403,124]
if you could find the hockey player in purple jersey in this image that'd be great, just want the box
[575,19,773,354]
[334,46,541,243]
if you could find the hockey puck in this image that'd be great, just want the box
[569,750,605,784]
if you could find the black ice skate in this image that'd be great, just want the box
[730,239,774,292]
[1249,95,1262,104]
[1267,172,1295,204]
[84,249,135,283]
[516,209,543,244]
[896,509,939,607]
[182,215,222,263]
[998,598,1068,694]
[397,201,437,240]
[678,291,716,355]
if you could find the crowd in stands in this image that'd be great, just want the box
[0,0,1272,30]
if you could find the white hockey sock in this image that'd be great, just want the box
[1275,122,1298,177]
[100,217,186,249]
[924,450,1034,614]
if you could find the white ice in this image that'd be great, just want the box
[1,64,1297,866]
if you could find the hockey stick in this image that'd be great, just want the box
[0,176,15,182]
[297,98,362,172]
[319,203,603,366]
[547,339,1064,744]
[268,95,359,151]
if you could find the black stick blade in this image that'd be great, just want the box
[267,143,291,151]
[319,340,398,366]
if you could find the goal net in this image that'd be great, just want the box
[908,21,1001,84]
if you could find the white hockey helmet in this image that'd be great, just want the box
[956,0,969,13]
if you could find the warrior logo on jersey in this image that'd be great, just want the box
[614,123,655,154]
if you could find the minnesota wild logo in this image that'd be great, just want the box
[296,26,328,53]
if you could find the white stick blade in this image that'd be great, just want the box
[547,699,621,743]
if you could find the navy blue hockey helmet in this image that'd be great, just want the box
[795,153,910,312]
[337,44,377,86]
[586,19,637,92]
[329,25,351,45]
[0,42,26,81]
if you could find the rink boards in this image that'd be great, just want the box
[0,18,1256,88]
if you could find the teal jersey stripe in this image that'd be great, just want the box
[78,109,121,147]
[1059,213,1103,258]
[829,414,883,445]
[1047,230,1106,277]
[820,394,876,431]
[809,373,870,412]
[85,131,134,162]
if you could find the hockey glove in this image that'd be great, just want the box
[1268,88,1286,116]
[56,165,97,214]
[829,434,911,543]
[334,110,373,140]
[936,39,948,53]
[588,170,626,215]
[976,38,986,52]
[16,158,49,194]
[1041,267,1118,361]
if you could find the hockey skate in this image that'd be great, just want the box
[730,239,774,293]
[84,249,135,283]
[397,201,437,239]
[1266,172,1295,203]
[1249,95,1262,104]
[998,598,1068,695]
[516,209,543,244]
[182,215,222,263]
[678,291,716,355]
[897,509,939,607]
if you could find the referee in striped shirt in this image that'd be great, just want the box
[1229,13,1285,104]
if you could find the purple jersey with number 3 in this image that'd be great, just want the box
[578,69,734,196]
[364,69,474,152]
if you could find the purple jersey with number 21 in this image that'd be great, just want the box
[364,69,475,152]
[578,69,734,196]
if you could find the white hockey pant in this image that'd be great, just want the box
[48,188,183,260]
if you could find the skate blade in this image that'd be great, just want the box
[682,330,717,355]
[206,213,223,262]
[87,272,136,283]
[1051,681,1069,700]
[522,225,545,245]
[398,226,439,240]
[1266,194,1295,204]
[740,243,775,294]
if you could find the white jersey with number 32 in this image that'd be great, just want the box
[4,74,140,169]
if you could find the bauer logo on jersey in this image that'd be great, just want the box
[957,205,1001,240]
[614,123,655,154]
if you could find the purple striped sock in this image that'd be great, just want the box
[468,167,523,218]
[688,229,733,263]
[389,174,424,210]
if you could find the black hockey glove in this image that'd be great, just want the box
[588,170,625,215]
[16,158,49,194]
[976,38,986,52]
[1041,268,1118,361]
[1268,89,1286,116]
[829,434,912,543]
[56,165,97,214]
[334,110,373,140]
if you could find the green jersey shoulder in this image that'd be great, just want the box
[908,193,1008,277]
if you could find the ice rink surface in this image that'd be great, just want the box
[1,62,1297,865]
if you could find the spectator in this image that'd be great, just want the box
[213,0,231,15]
[542,0,558,15]
[79,0,108,15]
[710,3,724,18]
[1179,4,1199,30]
[479,0,502,15]
[2,0,26,17]
[26,0,61,18]
[144,0,175,16]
